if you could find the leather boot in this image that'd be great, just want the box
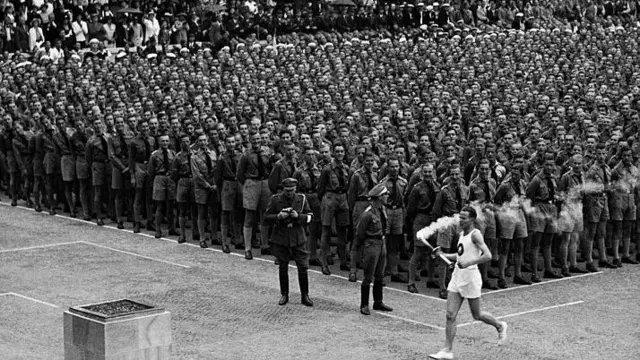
[278,267,289,305]
[372,281,393,312]
[360,283,370,315]
[299,272,313,306]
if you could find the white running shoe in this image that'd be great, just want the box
[498,321,508,345]
[429,349,454,359]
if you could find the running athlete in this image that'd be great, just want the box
[429,206,508,360]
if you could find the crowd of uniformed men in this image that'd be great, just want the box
[2,16,640,298]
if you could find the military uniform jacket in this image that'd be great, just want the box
[318,159,352,199]
[356,205,388,245]
[293,164,321,195]
[526,172,558,203]
[86,133,110,164]
[70,130,88,158]
[264,193,313,248]
[585,162,610,196]
[469,177,497,204]
[108,132,132,171]
[610,162,638,195]
[215,151,240,187]
[494,178,528,206]
[380,175,408,209]
[149,148,176,179]
[53,130,74,156]
[348,167,377,209]
[12,133,32,173]
[268,157,297,194]
[172,151,193,182]
[558,170,585,203]
[236,146,271,185]
[433,181,468,219]
[129,135,156,165]
[406,180,440,220]
[191,148,217,192]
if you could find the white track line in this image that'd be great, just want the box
[0,241,82,253]
[375,311,445,330]
[0,292,59,308]
[456,300,585,328]
[79,241,191,269]
[483,272,603,296]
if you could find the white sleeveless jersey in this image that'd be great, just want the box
[456,228,482,270]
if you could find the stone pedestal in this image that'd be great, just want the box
[63,299,171,360]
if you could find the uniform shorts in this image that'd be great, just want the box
[608,193,636,222]
[6,152,17,173]
[60,155,76,182]
[475,209,496,240]
[557,203,584,233]
[437,222,461,248]
[91,162,111,187]
[133,163,150,188]
[152,175,176,201]
[111,167,132,190]
[584,195,609,223]
[176,178,194,203]
[385,207,404,235]
[320,192,349,227]
[495,208,528,240]
[76,157,90,180]
[304,193,321,223]
[447,268,482,299]
[221,180,242,211]
[33,159,44,177]
[529,203,558,234]
[242,179,271,211]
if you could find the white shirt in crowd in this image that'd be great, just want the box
[143,16,160,43]
[72,20,88,43]
[28,26,44,51]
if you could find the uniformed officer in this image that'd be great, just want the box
[584,144,616,271]
[216,134,242,252]
[556,155,589,275]
[380,156,409,283]
[293,146,322,267]
[468,159,499,290]
[31,123,46,212]
[53,118,77,217]
[318,142,352,275]
[494,158,531,286]
[172,133,198,244]
[264,178,314,307]
[357,182,393,316]
[407,163,440,293]
[149,134,178,239]
[12,121,33,208]
[526,154,562,282]
[39,117,58,215]
[237,130,273,259]
[86,118,111,225]
[192,133,219,248]
[347,149,377,282]
[432,161,467,299]
[71,118,91,220]
[268,142,297,194]
[609,147,639,266]
[108,116,133,229]
[129,119,156,233]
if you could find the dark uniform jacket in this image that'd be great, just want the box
[264,193,313,248]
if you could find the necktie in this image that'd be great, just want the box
[601,165,608,184]
[230,153,237,175]
[256,149,265,178]
[455,186,462,209]
[513,181,522,196]
[163,149,169,174]
[547,176,555,200]
[186,153,192,176]
[380,208,387,235]
[143,137,151,161]
[337,165,346,189]
[482,180,491,202]
[100,136,108,160]
[390,178,398,205]
[308,168,316,191]
[64,132,71,153]
[119,134,127,158]
[205,151,213,174]
[366,171,374,191]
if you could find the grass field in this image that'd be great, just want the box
[1,202,639,360]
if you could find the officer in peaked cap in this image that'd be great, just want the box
[265,178,314,307]
[356,182,393,315]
